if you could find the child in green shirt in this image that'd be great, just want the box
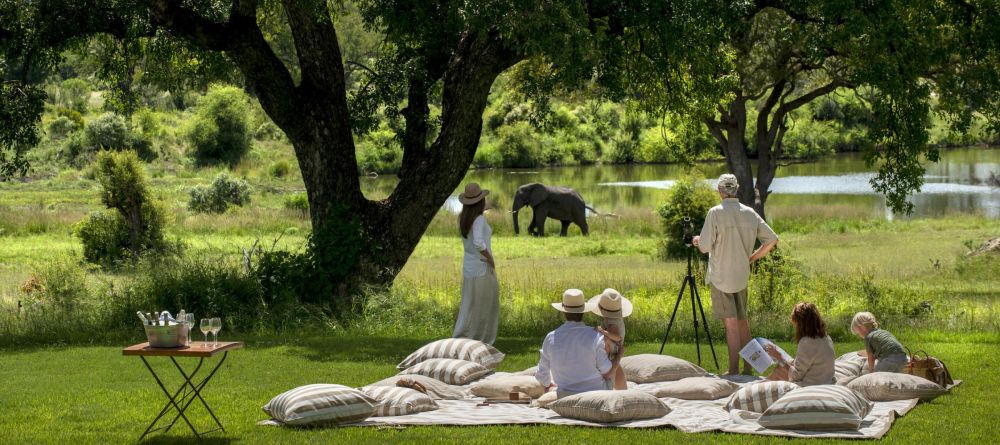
[851,312,908,373]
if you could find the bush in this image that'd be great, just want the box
[47,116,80,140]
[656,173,718,260]
[55,107,85,129]
[186,85,253,165]
[268,160,292,178]
[188,173,252,214]
[496,123,542,168]
[58,78,90,113]
[255,121,284,141]
[283,193,309,215]
[356,127,402,174]
[32,258,92,312]
[85,112,130,151]
[75,151,173,266]
[66,113,154,166]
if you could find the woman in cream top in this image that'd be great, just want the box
[767,302,836,386]
[452,183,499,344]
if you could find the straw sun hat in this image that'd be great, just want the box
[587,288,633,318]
[551,289,595,313]
[458,182,490,205]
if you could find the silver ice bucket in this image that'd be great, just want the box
[144,323,189,348]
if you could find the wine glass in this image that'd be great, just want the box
[200,318,211,347]
[210,317,222,347]
[183,314,195,346]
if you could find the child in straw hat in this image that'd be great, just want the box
[589,288,633,390]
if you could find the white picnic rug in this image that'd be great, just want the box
[260,373,957,439]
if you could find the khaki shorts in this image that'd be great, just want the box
[709,285,748,320]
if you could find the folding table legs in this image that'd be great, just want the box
[137,352,229,442]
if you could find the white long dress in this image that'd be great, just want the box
[453,214,499,344]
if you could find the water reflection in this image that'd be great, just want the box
[364,147,1000,219]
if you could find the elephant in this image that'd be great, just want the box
[511,183,595,237]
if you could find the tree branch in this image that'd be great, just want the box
[281,0,346,94]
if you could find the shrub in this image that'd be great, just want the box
[188,173,252,214]
[356,127,402,174]
[496,122,542,168]
[186,85,253,165]
[46,116,80,140]
[68,112,153,166]
[656,173,718,260]
[283,193,310,215]
[255,121,284,141]
[75,151,172,266]
[268,160,292,178]
[58,78,90,113]
[85,112,130,150]
[55,107,85,129]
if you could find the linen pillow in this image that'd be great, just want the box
[643,376,740,400]
[549,390,670,423]
[847,372,947,401]
[620,354,707,383]
[530,390,558,408]
[365,374,467,400]
[400,358,491,385]
[834,360,864,381]
[725,381,799,413]
[397,338,505,370]
[361,386,439,416]
[758,385,873,431]
[514,366,539,376]
[263,384,376,426]
[470,375,546,399]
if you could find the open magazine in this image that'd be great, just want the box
[739,337,793,374]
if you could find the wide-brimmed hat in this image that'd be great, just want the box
[551,289,595,313]
[588,288,633,318]
[458,182,490,205]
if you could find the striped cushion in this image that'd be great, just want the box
[361,386,439,416]
[834,360,864,381]
[263,384,376,426]
[549,390,670,423]
[470,375,546,399]
[397,338,505,370]
[725,381,799,413]
[758,385,873,431]
[400,358,491,385]
[365,374,467,400]
[620,354,707,383]
[847,372,947,401]
[644,376,740,400]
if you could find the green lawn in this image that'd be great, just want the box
[1,336,995,444]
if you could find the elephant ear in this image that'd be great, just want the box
[528,185,548,206]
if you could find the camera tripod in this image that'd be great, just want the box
[658,239,719,370]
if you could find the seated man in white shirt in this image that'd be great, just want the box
[535,289,615,398]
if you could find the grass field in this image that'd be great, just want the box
[0,337,994,444]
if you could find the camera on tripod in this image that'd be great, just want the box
[681,216,696,247]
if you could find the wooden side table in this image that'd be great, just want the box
[123,341,243,441]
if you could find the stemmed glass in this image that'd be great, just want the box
[210,317,222,347]
[183,314,195,346]
[200,318,211,347]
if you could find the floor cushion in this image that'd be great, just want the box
[470,375,546,399]
[620,354,707,383]
[399,358,491,385]
[530,390,558,408]
[643,376,740,400]
[361,386,439,416]
[397,338,505,370]
[365,374,467,400]
[847,372,948,401]
[263,384,376,426]
[725,380,799,413]
[758,385,873,431]
[549,390,670,423]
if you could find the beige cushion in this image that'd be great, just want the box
[400,358,491,385]
[530,390,558,408]
[263,384,376,426]
[758,385,873,431]
[620,354,707,383]
[365,374,467,400]
[549,390,670,423]
[398,338,505,370]
[360,386,439,416]
[725,381,799,413]
[644,376,740,400]
[834,360,864,381]
[470,375,546,399]
[514,366,538,376]
[847,372,947,401]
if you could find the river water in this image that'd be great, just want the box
[366,147,1000,219]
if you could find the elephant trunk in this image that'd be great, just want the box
[512,196,523,235]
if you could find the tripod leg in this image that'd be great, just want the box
[689,276,701,365]
[659,279,688,355]
[691,281,720,370]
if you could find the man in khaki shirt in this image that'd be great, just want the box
[693,174,779,375]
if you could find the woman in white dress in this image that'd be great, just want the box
[453,183,500,344]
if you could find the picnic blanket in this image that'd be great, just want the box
[259,372,960,439]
